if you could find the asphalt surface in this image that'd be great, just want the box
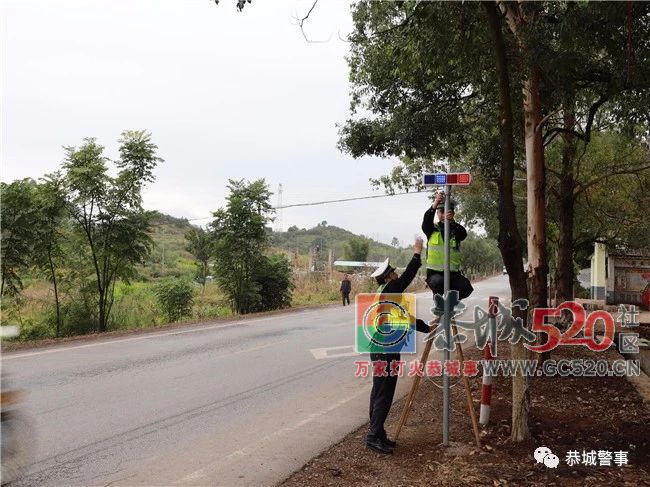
[3,274,511,486]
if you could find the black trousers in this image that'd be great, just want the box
[426,271,474,300]
[368,352,400,441]
[342,292,350,306]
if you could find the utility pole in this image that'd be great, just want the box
[275,183,283,233]
[442,183,451,446]
[161,226,166,275]
[422,171,472,447]
[308,247,315,272]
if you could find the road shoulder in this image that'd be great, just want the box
[280,345,650,486]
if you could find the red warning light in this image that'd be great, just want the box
[457,173,471,184]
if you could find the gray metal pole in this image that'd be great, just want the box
[442,184,451,446]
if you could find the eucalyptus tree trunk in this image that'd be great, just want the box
[484,1,531,442]
[501,1,551,441]
[555,95,578,305]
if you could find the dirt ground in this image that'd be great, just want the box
[281,341,650,487]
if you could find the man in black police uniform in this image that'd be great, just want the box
[421,191,473,312]
[366,237,431,454]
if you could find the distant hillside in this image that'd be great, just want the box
[270,223,414,268]
[142,213,503,281]
[142,211,197,280]
[143,215,414,279]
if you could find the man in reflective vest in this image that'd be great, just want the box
[366,237,431,454]
[421,192,473,312]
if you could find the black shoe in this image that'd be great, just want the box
[366,438,393,454]
[382,437,397,448]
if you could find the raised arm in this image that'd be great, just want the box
[391,238,424,293]
[416,319,431,334]
[422,192,445,239]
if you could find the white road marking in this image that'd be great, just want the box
[175,385,371,484]
[310,345,356,359]
[3,310,325,360]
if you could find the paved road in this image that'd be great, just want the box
[3,275,511,486]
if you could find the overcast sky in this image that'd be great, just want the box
[1,0,436,247]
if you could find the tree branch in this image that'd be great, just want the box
[293,0,330,43]
[542,93,610,146]
[346,3,425,43]
[535,110,560,134]
[543,127,583,144]
[574,163,650,197]
[583,93,610,142]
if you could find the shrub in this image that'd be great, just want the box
[109,283,160,329]
[253,253,294,311]
[60,299,96,336]
[155,279,194,322]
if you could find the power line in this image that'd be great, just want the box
[182,189,430,223]
[276,190,429,209]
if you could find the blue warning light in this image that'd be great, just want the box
[423,174,444,185]
[422,172,472,187]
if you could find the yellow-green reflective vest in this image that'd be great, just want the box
[375,283,409,330]
[426,231,461,272]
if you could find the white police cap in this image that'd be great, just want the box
[371,258,394,278]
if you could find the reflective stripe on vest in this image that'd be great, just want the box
[426,231,461,272]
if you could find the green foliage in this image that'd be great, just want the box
[155,279,194,322]
[31,172,68,335]
[253,253,294,311]
[546,131,650,264]
[210,179,274,313]
[32,173,67,261]
[343,237,371,262]
[193,284,232,320]
[18,308,57,341]
[108,282,161,329]
[341,0,650,203]
[62,131,162,331]
[341,2,499,163]
[0,179,40,295]
[271,224,413,268]
[460,233,503,275]
[60,296,97,336]
[142,216,196,281]
[341,0,650,297]
[185,227,213,286]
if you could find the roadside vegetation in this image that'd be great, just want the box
[1,137,502,342]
